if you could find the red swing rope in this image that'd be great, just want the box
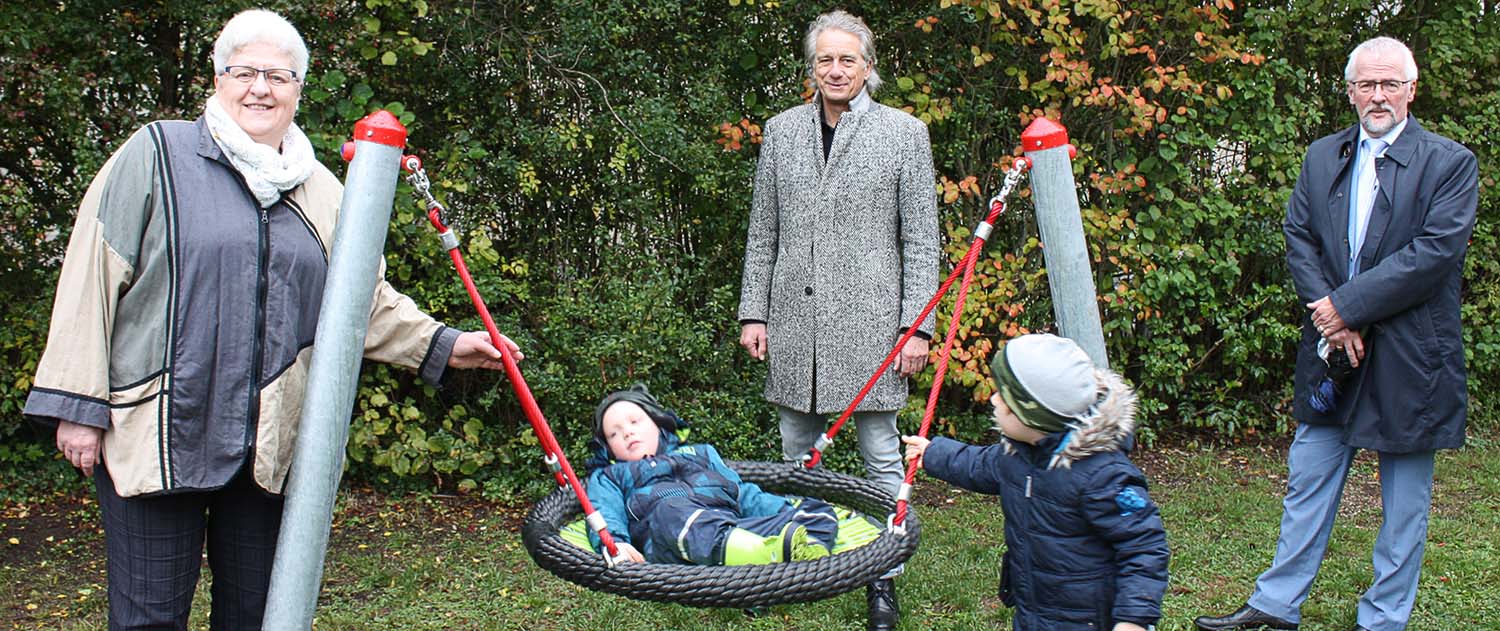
[801,160,1030,528]
[397,145,1026,555]
[400,158,625,562]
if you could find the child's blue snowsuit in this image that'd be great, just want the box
[586,427,837,565]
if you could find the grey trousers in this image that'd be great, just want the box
[1248,423,1435,630]
[776,405,903,498]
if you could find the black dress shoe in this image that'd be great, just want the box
[1351,626,1371,631]
[1193,604,1299,630]
[866,578,899,631]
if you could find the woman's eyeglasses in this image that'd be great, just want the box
[221,66,300,87]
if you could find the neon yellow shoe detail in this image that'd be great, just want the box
[778,522,830,562]
[722,528,782,565]
[722,523,831,565]
[789,525,831,562]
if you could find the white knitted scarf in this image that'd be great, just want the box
[204,96,316,208]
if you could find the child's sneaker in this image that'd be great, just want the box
[781,522,832,562]
[721,524,831,565]
[722,527,783,565]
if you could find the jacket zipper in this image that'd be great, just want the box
[246,205,270,454]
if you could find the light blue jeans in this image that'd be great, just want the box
[777,405,904,498]
[1248,423,1435,631]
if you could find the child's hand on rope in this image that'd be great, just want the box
[613,542,644,564]
[901,435,930,470]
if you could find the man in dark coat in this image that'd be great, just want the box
[1194,37,1478,631]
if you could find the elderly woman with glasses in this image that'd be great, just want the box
[23,9,519,629]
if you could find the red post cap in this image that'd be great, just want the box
[1021,117,1070,152]
[352,110,408,148]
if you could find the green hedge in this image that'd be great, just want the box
[2,0,1495,496]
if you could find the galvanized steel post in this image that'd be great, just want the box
[1021,117,1109,369]
[263,111,407,630]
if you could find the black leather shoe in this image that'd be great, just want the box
[1193,604,1298,630]
[1351,626,1371,631]
[866,578,899,631]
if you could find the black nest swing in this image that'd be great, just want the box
[411,155,1028,610]
[522,460,920,608]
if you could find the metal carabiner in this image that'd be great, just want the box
[986,157,1031,214]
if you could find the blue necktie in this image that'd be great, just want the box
[1348,137,1387,278]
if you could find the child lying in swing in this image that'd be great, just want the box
[585,384,838,565]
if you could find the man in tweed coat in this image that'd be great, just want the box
[737,10,938,630]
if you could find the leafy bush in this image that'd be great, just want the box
[3,0,1495,497]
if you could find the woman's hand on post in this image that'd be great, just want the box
[56,420,104,476]
[739,323,768,360]
[448,330,522,370]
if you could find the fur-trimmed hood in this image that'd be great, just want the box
[998,368,1138,469]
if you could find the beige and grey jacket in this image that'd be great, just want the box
[25,118,458,498]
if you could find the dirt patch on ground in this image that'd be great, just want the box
[322,486,533,566]
[0,489,106,628]
[1134,436,1385,524]
[0,492,99,564]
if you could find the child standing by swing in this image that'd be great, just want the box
[903,334,1169,630]
[585,384,838,565]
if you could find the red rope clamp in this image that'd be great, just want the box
[888,159,1030,527]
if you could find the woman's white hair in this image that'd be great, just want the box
[1344,36,1418,82]
[803,10,882,94]
[212,9,309,78]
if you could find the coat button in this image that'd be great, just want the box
[804,286,814,296]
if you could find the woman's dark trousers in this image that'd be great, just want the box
[95,465,284,631]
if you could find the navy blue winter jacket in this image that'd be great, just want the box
[922,371,1168,629]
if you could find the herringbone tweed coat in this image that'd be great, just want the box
[738,92,938,414]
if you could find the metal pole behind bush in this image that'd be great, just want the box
[1022,117,1109,369]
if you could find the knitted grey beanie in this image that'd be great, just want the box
[989,334,1099,432]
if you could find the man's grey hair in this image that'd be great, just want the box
[212,9,309,79]
[1344,36,1418,82]
[803,10,882,94]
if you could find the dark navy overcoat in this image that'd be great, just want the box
[1284,116,1479,452]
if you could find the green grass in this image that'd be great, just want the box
[3,437,1497,630]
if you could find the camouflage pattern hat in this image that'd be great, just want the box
[989,334,1099,433]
